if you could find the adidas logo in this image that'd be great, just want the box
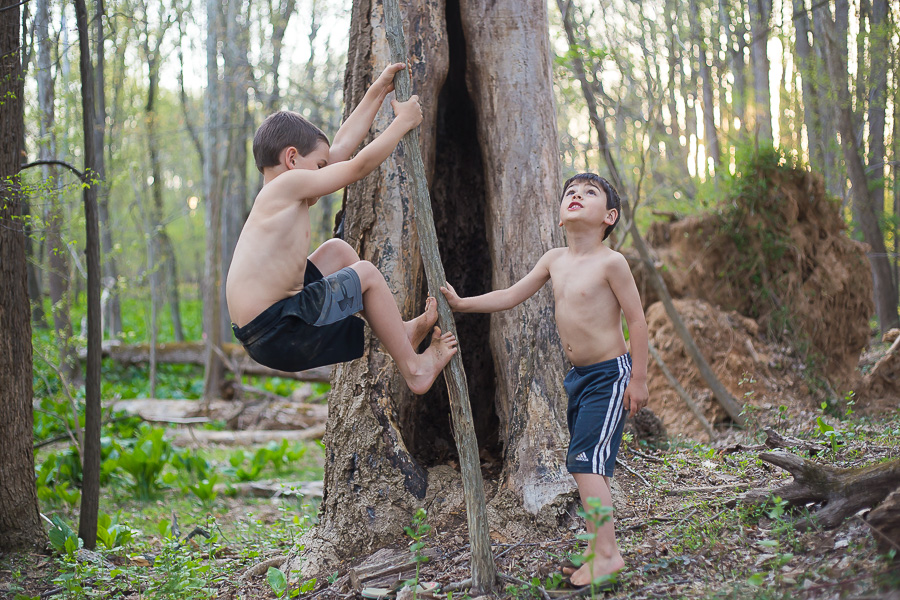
[575,452,589,462]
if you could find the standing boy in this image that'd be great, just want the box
[227,63,457,395]
[440,173,649,586]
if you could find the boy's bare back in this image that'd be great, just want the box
[226,65,422,328]
[226,172,318,328]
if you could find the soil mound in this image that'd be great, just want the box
[645,298,807,440]
[636,167,873,389]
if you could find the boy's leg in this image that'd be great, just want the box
[351,260,457,395]
[310,240,436,347]
[568,472,625,586]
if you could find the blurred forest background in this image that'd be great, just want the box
[13,0,900,396]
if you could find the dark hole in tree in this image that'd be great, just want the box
[405,0,500,470]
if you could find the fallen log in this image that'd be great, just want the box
[80,341,332,382]
[218,480,323,499]
[742,452,900,530]
[170,426,326,446]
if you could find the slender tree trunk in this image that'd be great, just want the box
[73,0,103,550]
[219,0,251,346]
[94,0,120,339]
[820,11,899,332]
[691,0,720,175]
[811,4,845,200]
[0,0,44,551]
[37,0,75,376]
[720,0,746,127]
[793,0,824,171]
[867,0,888,214]
[748,0,773,142]
[203,0,225,400]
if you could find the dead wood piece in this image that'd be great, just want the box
[666,484,751,496]
[866,487,900,554]
[763,427,825,455]
[170,426,325,447]
[742,452,900,530]
[83,341,332,382]
[348,547,440,592]
[240,556,287,581]
[219,480,323,499]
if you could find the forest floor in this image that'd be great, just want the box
[4,399,900,600]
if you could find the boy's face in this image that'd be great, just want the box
[559,179,618,230]
[287,140,330,171]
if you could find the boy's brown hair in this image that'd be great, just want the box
[253,110,329,173]
[560,173,621,241]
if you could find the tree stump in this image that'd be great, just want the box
[742,452,900,530]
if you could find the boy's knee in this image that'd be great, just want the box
[351,260,380,283]
[320,238,358,261]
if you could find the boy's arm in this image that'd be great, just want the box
[608,254,649,413]
[272,97,422,201]
[330,63,407,163]
[440,251,555,313]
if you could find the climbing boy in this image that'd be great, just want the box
[227,63,457,395]
[440,173,649,586]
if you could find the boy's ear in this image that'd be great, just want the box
[283,146,298,169]
[605,208,619,225]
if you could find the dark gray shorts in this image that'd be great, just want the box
[232,260,365,372]
[564,353,631,477]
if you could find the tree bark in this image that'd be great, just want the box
[94,0,121,339]
[291,0,573,578]
[73,0,103,550]
[690,0,720,174]
[748,0,773,142]
[36,0,75,377]
[383,0,495,590]
[719,0,746,127]
[0,0,45,551]
[819,10,899,333]
[867,0,888,214]
[792,0,824,172]
[203,0,226,400]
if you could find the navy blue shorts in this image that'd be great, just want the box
[564,353,631,477]
[231,260,365,372]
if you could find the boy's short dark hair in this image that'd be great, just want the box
[253,110,330,173]
[560,173,621,241]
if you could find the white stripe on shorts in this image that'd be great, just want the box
[591,355,630,474]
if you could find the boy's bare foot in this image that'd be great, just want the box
[404,296,438,348]
[405,326,458,395]
[568,555,624,587]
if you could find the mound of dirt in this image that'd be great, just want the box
[645,298,810,440]
[636,168,873,389]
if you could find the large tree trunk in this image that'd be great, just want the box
[290,0,572,576]
[719,0,745,127]
[0,0,45,551]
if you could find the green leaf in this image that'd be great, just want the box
[267,567,288,595]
